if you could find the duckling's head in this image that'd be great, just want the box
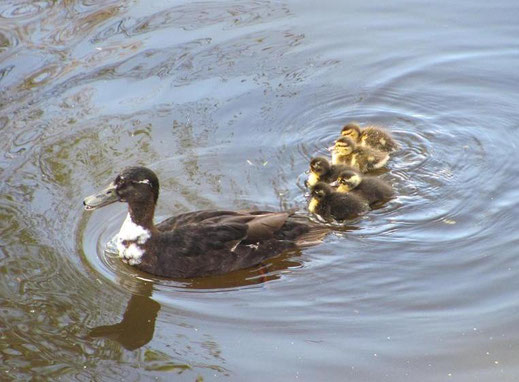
[334,136,355,156]
[310,182,333,200]
[337,170,362,193]
[341,123,361,141]
[84,166,160,210]
[309,156,332,176]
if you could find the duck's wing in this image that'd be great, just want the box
[157,209,293,239]
[158,209,327,246]
[158,222,249,254]
[146,212,329,278]
[156,210,242,231]
[241,212,289,242]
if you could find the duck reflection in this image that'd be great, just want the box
[89,248,304,350]
[88,281,158,351]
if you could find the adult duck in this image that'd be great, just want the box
[83,167,328,278]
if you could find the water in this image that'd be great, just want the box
[1,0,519,380]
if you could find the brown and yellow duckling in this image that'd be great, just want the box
[341,122,398,153]
[83,166,329,278]
[307,156,358,187]
[309,182,369,222]
[336,170,394,206]
[331,136,389,172]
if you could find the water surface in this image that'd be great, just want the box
[1,0,519,380]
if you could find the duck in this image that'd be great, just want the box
[306,156,358,187]
[331,136,389,172]
[308,182,369,222]
[336,169,394,206]
[83,167,329,279]
[341,122,398,153]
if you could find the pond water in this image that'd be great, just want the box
[1,0,519,380]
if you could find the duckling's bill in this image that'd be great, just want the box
[83,182,119,210]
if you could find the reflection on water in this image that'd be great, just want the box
[89,281,159,351]
[2,0,519,380]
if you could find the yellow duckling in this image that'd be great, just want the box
[309,182,369,222]
[331,136,389,172]
[341,122,398,153]
[306,156,358,187]
[336,170,394,206]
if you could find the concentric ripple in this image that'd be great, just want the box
[2,0,519,380]
[0,1,52,21]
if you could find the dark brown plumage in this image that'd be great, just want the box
[336,170,394,206]
[83,167,329,278]
[308,182,369,222]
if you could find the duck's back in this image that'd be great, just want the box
[315,193,367,221]
[142,210,328,278]
[354,178,394,205]
[360,126,398,152]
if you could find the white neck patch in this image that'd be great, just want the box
[116,214,151,265]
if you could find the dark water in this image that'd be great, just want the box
[1,0,519,380]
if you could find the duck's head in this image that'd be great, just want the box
[336,170,361,193]
[334,136,355,156]
[83,166,160,210]
[309,156,331,176]
[310,182,333,201]
[341,123,361,141]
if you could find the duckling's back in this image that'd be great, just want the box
[314,192,368,221]
[354,177,394,205]
[360,126,398,153]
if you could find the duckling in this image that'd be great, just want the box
[341,122,398,153]
[331,136,389,172]
[306,156,358,187]
[83,166,329,278]
[308,182,369,222]
[336,170,394,206]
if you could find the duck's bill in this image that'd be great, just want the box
[83,183,118,211]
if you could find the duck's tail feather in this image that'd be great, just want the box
[281,213,330,247]
[295,225,330,247]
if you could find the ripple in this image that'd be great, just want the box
[92,0,291,42]
[48,6,119,45]
[0,27,19,55]
[257,75,519,250]
[21,64,65,89]
[339,61,519,248]
[0,1,52,21]
[0,196,29,247]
